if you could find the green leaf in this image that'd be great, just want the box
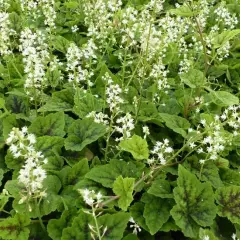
[215,186,240,224]
[0,98,5,108]
[160,218,180,232]
[48,210,77,240]
[45,156,64,171]
[0,214,30,240]
[199,228,219,240]
[53,36,71,53]
[219,168,240,186]
[61,210,94,240]
[5,150,23,169]
[73,88,103,118]
[0,169,4,187]
[65,118,107,151]
[4,180,22,198]
[0,194,10,213]
[29,112,65,137]
[122,234,138,240]
[170,165,217,238]
[36,136,64,157]
[119,135,149,160]
[158,98,181,115]
[159,113,190,137]
[58,186,79,211]
[210,91,239,106]
[147,179,173,198]
[169,5,198,16]
[3,115,18,140]
[198,163,222,189]
[38,88,74,112]
[130,202,149,231]
[98,212,130,240]
[184,157,223,188]
[5,95,27,114]
[85,159,138,188]
[142,193,173,235]
[113,176,135,211]
[180,69,206,88]
[64,1,79,8]
[212,30,240,48]
[61,158,89,186]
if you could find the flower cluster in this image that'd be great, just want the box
[66,40,97,88]
[214,2,238,30]
[188,105,240,164]
[149,139,173,165]
[83,0,122,50]
[20,0,56,28]
[0,0,10,9]
[104,74,124,112]
[86,111,109,126]
[0,11,15,55]
[6,127,47,204]
[150,58,170,92]
[115,113,135,141]
[19,28,50,99]
[79,189,103,207]
[216,41,231,62]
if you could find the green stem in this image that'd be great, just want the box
[92,206,102,240]
[199,163,205,180]
[35,198,46,232]
[104,112,116,161]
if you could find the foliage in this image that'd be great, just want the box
[0,0,239,239]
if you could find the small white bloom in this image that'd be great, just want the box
[27,134,36,144]
[199,159,205,164]
[129,217,141,235]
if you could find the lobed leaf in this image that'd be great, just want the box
[215,186,240,225]
[65,118,107,152]
[113,176,135,211]
[119,135,149,160]
[171,165,217,238]
[29,112,65,137]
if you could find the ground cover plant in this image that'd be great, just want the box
[0,0,240,239]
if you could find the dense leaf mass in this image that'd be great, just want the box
[0,0,239,239]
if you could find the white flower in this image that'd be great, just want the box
[87,111,109,125]
[27,134,36,144]
[129,217,141,235]
[189,142,196,149]
[200,119,206,125]
[6,127,47,198]
[71,25,79,32]
[96,192,103,202]
[202,235,209,240]
[9,144,18,154]
[199,159,205,164]
[22,126,28,134]
[106,81,124,112]
[143,126,150,138]
[232,233,239,240]
[165,147,173,153]
[79,189,103,206]
[115,113,135,141]
[150,139,173,165]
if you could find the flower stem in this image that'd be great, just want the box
[35,198,46,232]
[92,206,102,240]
